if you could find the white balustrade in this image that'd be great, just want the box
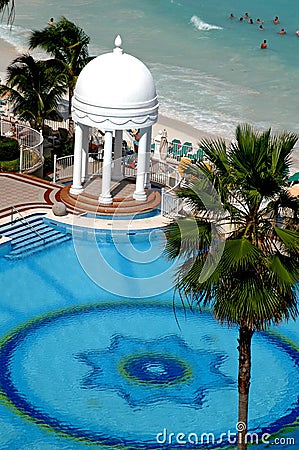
[0,117,44,173]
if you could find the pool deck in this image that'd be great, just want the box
[0,173,61,220]
[0,173,170,230]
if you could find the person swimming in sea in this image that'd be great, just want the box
[48,17,54,26]
[261,39,267,49]
[278,28,286,35]
[273,16,280,24]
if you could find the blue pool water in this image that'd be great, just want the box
[0,226,298,449]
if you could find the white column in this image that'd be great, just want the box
[112,129,123,181]
[70,123,84,195]
[81,124,89,183]
[144,127,152,189]
[133,128,147,201]
[99,130,113,205]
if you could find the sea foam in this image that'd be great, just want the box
[0,24,31,53]
[190,15,222,31]
[0,24,49,59]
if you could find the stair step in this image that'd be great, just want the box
[6,235,71,259]
[0,213,71,258]
[2,223,51,240]
[12,229,62,248]
[0,214,45,235]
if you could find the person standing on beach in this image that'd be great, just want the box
[261,39,267,49]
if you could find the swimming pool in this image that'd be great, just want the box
[0,225,298,449]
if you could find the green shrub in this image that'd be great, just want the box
[0,158,19,172]
[43,154,53,175]
[0,136,20,161]
[53,140,74,158]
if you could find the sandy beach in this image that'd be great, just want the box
[0,38,20,79]
[153,114,219,149]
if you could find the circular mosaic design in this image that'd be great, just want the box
[0,303,298,449]
[118,352,192,387]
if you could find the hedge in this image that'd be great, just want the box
[0,158,19,172]
[0,136,20,161]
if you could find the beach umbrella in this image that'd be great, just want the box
[288,172,299,183]
[171,138,181,151]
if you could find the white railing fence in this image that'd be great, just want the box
[53,153,102,183]
[0,118,44,173]
[44,118,70,132]
[161,188,182,217]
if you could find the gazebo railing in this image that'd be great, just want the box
[53,153,103,183]
[54,154,180,186]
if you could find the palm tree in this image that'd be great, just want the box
[0,54,66,130]
[164,123,299,450]
[28,17,90,135]
[0,0,15,25]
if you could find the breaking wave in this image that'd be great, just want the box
[190,15,223,31]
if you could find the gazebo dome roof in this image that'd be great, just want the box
[72,35,159,130]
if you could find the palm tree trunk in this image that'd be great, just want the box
[237,326,254,450]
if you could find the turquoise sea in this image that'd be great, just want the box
[0,0,299,140]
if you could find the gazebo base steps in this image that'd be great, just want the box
[60,180,161,217]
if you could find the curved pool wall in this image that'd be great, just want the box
[0,219,298,449]
[43,215,164,243]
[82,207,161,220]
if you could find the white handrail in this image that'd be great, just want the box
[11,206,45,242]
[0,118,44,173]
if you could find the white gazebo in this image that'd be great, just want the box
[70,35,159,204]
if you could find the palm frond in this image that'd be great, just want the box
[165,122,299,332]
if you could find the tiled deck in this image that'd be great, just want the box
[0,173,61,220]
[0,173,169,230]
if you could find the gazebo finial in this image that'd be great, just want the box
[114,35,123,54]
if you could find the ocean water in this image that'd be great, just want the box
[0,0,299,140]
